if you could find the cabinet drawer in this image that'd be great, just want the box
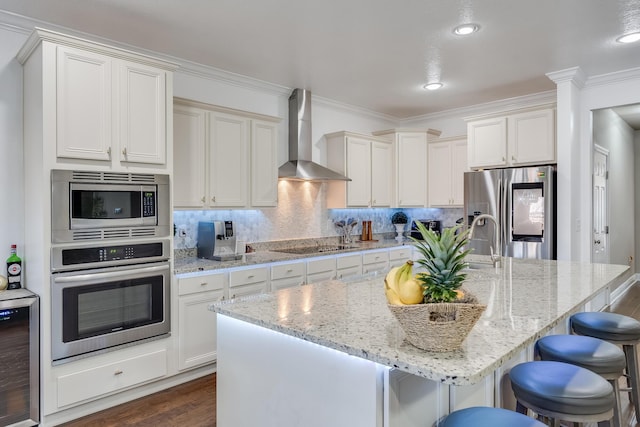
[362,251,389,265]
[362,262,388,276]
[307,257,336,274]
[229,266,269,288]
[271,262,305,280]
[336,266,361,280]
[178,272,226,296]
[307,271,335,284]
[336,254,361,269]
[271,276,305,291]
[57,349,167,408]
[229,282,268,299]
[388,247,412,261]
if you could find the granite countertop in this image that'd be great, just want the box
[211,257,630,385]
[174,238,407,275]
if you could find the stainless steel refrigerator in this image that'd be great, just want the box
[464,165,556,260]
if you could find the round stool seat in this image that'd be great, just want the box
[440,406,546,427]
[571,312,640,342]
[536,334,626,376]
[510,361,615,416]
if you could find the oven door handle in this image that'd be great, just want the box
[52,263,170,285]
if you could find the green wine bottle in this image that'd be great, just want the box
[6,244,22,289]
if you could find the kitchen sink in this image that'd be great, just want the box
[273,245,359,255]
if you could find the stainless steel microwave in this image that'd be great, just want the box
[51,170,170,243]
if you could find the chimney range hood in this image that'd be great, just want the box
[278,89,351,181]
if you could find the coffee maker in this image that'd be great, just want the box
[197,220,241,261]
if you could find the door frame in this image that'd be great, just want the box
[592,144,609,263]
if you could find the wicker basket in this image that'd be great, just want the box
[388,297,486,352]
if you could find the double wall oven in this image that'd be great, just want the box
[50,170,171,364]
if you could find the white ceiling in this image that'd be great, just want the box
[2,0,640,119]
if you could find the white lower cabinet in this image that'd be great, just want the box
[229,266,269,298]
[177,271,227,371]
[270,261,305,291]
[388,246,413,268]
[56,349,168,408]
[306,257,337,284]
[336,253,362,279]
[362,250,389,276]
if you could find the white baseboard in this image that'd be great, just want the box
[610,273,638,306]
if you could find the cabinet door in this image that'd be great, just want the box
[428,141,453,207]
[397,133,427,207]
[251,120,278,207]
[467,117,507,169]
[370,141,392,207]
[209,112,249,207]
[56,45,112,161]
[508,109,555,165]
[346,136,372,207]
[118,61,167,164]
[451,139,468,206]
[178,289,224,370]
[173,106,206,208]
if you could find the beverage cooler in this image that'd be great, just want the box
[0,289,39,426]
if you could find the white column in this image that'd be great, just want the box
[546,67,586,261]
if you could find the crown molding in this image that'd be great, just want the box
[400,90,557,125]
[546,66,587,88]
[311,94,399,123]
[585,66,640,88]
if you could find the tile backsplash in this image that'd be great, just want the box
[173,181,463,249]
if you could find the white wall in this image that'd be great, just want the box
[635,130,640,271]
[0,24,28,264]
[592,108,635,268]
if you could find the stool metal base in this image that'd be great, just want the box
[515,397,613,427]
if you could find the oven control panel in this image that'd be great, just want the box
[51,240,169,272]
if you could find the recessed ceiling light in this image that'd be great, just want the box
[423,82,443,91]
[616,32,640,44]
[453,23,479,36]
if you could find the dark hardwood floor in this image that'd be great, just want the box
[61,282,640,427]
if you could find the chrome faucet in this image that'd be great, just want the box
[468,214,501,267]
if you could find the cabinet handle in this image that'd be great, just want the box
[512,155,517,162]
[372,199,376,205]
[231,294,236,299]
[502,156,506,161]
[247,274,254,279]
[211,196,216,203]
[122,147,127,156]
[107,147,112,157]
[286,269,293,273]
[114,370,123,376]
[200,282,207,286]
[201,196,206,203]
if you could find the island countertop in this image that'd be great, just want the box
[211,257,630,385]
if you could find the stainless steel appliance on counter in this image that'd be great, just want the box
[50,240,171,363]
[464,166,556,259]
[197,221,242,261]
[409,219,441,240]
[0,289,39,426]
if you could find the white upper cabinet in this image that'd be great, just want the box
[118,61,167,164]
[466,105,556,170]
[326,131,392,208]
[250,120,278,207]
[372,129,441,208]
[173,100,279,209]
[428,136,468,207]
[173,105,207,207]
[18,28,177,171]
[209,112,250,207]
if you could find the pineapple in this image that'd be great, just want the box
[410,221,471,303]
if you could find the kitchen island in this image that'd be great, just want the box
[211,257,631,427]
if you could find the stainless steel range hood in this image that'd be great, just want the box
[278,89,351,181]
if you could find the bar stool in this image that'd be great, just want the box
[509,361,615,426]
[535,334,626,426]
[439,406,547,426]
[571,311,640,422]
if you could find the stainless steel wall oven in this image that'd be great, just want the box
[50,240,171,364]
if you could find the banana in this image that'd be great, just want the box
[395,260,414,290]
[385,286,404,305]
[385,266,402,294]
